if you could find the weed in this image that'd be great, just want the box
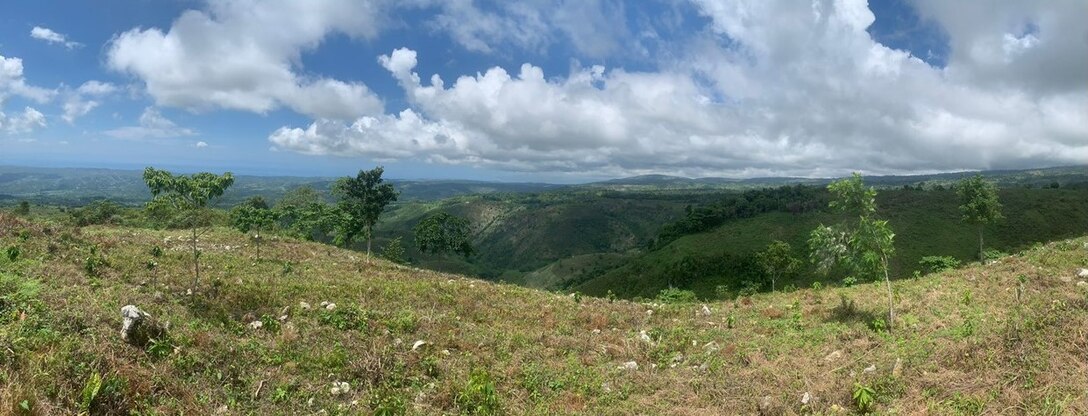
[319,305,370,331]
[371,387,407,416]
[655,287,697,303]
[4,245,18,262]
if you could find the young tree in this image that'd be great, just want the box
[333,167,398,262]
[757,240,799,292]
[413,212,474,257]
[381,236,407,264]
[809,173,897,328]
[143,167,235,288]
[230,203,277,261]
[957,174,1003,261]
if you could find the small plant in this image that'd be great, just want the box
[381,236,408,265]
[83,246,107,277]
[605,290,617,303]
[146,337,175,359]
[842,276,858,287]
[572,291,583,304]
[852,382,876,413]
[4,245,19,262]
[982,249,1007,261]
[869,317,887,333]
[280,261,294,277]
[80,373,104,413]
[961,289,972,306]
[149,244,164,257]
[811,281,823,290]
[726,313,736,329]
[655,287,697,303]
[319,305,370,331]
[456,369,500,416]
[370,387,407,416]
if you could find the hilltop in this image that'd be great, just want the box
[2,212,1087,414]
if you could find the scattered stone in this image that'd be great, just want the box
[1077,268,1088,279]
[701,304,712,317]
[280,305,290,316]
[824,350,843,362]
[248,320,263,330]
[639,330,653,343]
[411,340,428,352]
[330,381,351,395]
[757,396,776,415]
[325,303,337,311]
[863,364,876,373]
[1060,275,1073,283]
[620,361,638,371]
[645,309,654,317]
[892,357,903,377]
[277,315,288,322]
[591,329,601,334]
[1078,281,1088,289]
[801,392,812,406]
[440,349,451,356]
[669,354,685,367]
[299,301,312,310]
[120,305,164,347]
[830,404,845,413]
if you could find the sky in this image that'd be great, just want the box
[0,0,1085,182]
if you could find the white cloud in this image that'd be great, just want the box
[62,81,118,123]
[270,0,1088,177]
[104,107,196,139]
[30,26,82,49]
[0,54,55,104]
[0,107,47,134]
[106,0,385,120]
[195,141,209,148]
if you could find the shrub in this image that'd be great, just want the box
[853,382,876,413]
[655,287,697,303]
[982,249,1007,261]
[456,369,501,416]
[918,256,960,274]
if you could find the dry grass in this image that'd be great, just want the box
[1,212,1087,414]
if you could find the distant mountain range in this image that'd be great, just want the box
[0,164,1085,206]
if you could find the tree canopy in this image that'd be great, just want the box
[414,212,475,257]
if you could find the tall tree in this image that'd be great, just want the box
[809,173,897,328]
[957,174,1003,261]
[413,212,475,257]
[143,167,234,288]
[757,240,799,292]
[333,166,398,262]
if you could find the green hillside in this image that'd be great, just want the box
[575,187,1088,299]
[3,212,1088,414]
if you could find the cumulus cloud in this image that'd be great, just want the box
[195,141,209,148]
[105,107,196,139]
[106,0,385,119]
[271,0,1088,177]
[0,54,55,104]
[0,107,47,134]
[30,26,82,49]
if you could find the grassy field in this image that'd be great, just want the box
[2,212,1088,414]
[574,187,1088,299]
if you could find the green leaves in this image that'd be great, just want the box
[810,174,894,282]
[413,212,475,257]
[332,166,398,247]
[757,240,799,291]
[143,167,234,211]
[957,174,1003,225]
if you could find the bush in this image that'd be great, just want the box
[918,256,960,274]
[69,200,124,227]
[655,287,697,303]
[983,249,1008,261]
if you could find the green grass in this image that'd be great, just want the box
[2,212,1088,414]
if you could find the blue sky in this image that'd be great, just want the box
[0,0,1085,182]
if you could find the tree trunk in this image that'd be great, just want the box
[366,226,372,264]
[192,226,200,289]
[978,225,984,262]
[883,255,894,330]
[255,231,261,262]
